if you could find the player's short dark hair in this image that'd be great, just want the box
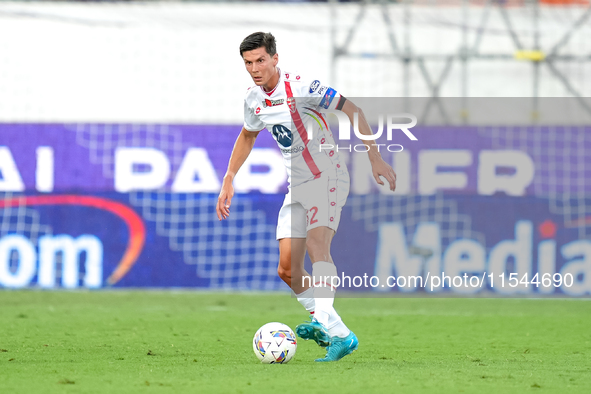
[240,32,277,57]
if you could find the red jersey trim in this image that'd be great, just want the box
[261,71,281,96]
[284,81,321,179]
[261,84,279,97]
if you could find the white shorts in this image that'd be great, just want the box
[276,168,350,240]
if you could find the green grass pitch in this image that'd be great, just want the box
[1,291,590,393]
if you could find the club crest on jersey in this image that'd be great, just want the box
[263,98,284,108]
[287,97,296,113]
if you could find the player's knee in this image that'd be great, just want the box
[277,265,291,284]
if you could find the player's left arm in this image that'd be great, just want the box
[340,99,397,192]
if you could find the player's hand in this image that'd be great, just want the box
[371,157,397,192]
[216,181,234,220]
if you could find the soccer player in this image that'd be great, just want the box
[216,32,397,362]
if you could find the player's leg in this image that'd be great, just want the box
[306,226,358,362]
[306,226,351,337]
[276,195,316,316]
[283,238,336,349]
[277,237,315,315]
[300,170,350,336]
[305,226,337,329]
[293,168,357,360]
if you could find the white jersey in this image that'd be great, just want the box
[243,70,347,186]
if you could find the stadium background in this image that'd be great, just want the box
[1,0,590,296]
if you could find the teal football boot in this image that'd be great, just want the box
[295,317,331,348]
[315,331,358,362]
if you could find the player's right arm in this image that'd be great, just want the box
[216,127,261,220]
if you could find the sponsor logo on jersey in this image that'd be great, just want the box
[281,145,304,154]
[272,124,293,148]
[256,107,261,114]
[285,73,290,79]
[296,75,300,80]
[309,80,320,93]
[262,98,285,108]
[317,86,328,96]
[319,88,337,109]
[287,97,296,114]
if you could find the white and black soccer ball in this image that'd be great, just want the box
[252,322,297,364]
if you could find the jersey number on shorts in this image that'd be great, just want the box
[308,206,319,225]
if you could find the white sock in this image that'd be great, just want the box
[327,312,351,338]
[312,261,338,328]
[295,287,315,314]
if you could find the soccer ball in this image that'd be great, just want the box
[252,322,297,364]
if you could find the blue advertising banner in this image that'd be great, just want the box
[0,125,590,294]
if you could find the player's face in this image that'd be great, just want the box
[242,47,279,90]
